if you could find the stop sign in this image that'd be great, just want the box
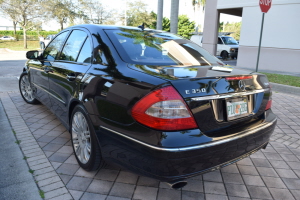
[259,0,272,13]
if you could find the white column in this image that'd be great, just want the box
[157,0,164,30]
[202,0,219,55]
[170,0,179,34]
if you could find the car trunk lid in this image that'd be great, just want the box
[128,64,271,136]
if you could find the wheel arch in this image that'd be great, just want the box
[68,99,82,131]
[221,50,229,55]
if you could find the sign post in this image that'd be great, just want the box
[256,0,272,72]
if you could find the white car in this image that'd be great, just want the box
[190,35,239,60]
[0,36,15,40]
[43,35,56,47]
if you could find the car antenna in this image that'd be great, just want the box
[138,23,145,31]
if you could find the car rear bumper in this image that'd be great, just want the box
[97,111,276,182]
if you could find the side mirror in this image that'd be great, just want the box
[26,50,40,60]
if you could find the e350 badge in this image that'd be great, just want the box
[185,88,206,94]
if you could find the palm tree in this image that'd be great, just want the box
[192,0,206,11]
[192,0,206,32]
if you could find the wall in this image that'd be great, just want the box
[237,2,300,73]
[217,0,300,9]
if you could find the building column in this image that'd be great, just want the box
[202,0,219,55]
[170,0,179,34]
[157,0,164,30]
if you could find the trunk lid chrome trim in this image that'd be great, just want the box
[190,89,268,101]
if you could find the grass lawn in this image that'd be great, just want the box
[0,40,40,51]
[260,72,300,87]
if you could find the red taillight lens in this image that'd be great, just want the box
[131,86,198,131]
[265,100,272,110]
[225,76,252,81]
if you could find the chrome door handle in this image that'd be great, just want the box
[66,73,77,81]
[66,75,76,79]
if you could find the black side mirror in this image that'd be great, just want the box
[26,50,40,59]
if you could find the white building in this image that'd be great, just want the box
[0,26,21,31]
[202,0,300,73]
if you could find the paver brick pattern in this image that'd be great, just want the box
[2,91,300,200]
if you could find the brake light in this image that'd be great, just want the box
[131,86,197,131]
[265,100,272,110]
[226,76,252,81]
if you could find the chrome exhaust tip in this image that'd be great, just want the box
[168,181,188,190]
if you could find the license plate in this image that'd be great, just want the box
[226,97,248,120]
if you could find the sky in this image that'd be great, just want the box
[0,0,241,31]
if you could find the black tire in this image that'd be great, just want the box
[19,72,40,104]
[70,104,105,171]
[221,51,229,60]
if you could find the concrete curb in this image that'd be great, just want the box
[0,98,42,200]
[4,48,28,53]
[270,82,300,96]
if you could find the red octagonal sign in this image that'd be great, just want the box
[259,0,272,13]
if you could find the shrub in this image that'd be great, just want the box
[0,30,58,40]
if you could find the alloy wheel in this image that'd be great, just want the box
[72,111,91,164]
[20,74,35,102]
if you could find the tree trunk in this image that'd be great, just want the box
[23,28,27,49]
[13,21,17,36]
[60,21,64,31]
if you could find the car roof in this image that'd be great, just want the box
[64,24,163,33]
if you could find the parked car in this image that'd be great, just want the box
[0,36,15,40]
[190,35,239,59]
[40,34,56,49]
[19,24,276,189]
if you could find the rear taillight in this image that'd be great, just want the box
[131,86,198,131]
[265,99,272,110]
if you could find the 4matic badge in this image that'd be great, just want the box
[185,88,206,95]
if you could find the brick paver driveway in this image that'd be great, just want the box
[1,91,300,200]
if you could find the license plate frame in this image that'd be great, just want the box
[226,97,249,121]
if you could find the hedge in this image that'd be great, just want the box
[0,30,58,40]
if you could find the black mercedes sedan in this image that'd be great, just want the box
[19,24,276,189]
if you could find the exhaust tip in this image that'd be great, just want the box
[168,181,188,190]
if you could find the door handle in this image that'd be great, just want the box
[66,74,76,81]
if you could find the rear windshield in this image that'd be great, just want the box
[105,29,224,66]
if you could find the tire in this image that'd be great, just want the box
[19,72,39,104]
[221,51,229,60]
[70,104,105,171]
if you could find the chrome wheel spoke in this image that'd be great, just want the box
[72,118,80,134]
[86,142,91,153]
[80,145,85,162]
[83,144,90,161]
[75,145,81,157]
[72,137,79,144]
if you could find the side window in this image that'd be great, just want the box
[59,30,87,61]
[43,31,69,61]
[218,37,223,44]
[77,38,92,63]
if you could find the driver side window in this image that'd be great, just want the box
[43,31,69,61]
